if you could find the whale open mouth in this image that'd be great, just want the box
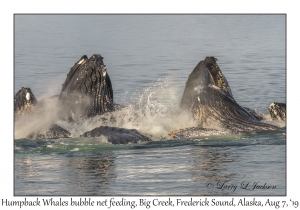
[180,57,233,111]
[180,57,279,131]
[204,57,233,97]
[59,54,114,120]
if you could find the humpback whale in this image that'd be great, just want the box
[174,57,282,137]
[14,55,285,143]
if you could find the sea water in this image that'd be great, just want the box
[14,14,286,196]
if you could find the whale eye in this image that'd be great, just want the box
[26,92,30,101]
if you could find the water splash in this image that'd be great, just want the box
[56,77,198,139]
[262,114,286,128]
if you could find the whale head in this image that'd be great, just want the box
[59,54,114,120]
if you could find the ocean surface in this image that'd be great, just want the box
[14,14,286,196]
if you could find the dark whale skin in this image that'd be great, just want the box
[26,124,71,139]
[81,126,152,144]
